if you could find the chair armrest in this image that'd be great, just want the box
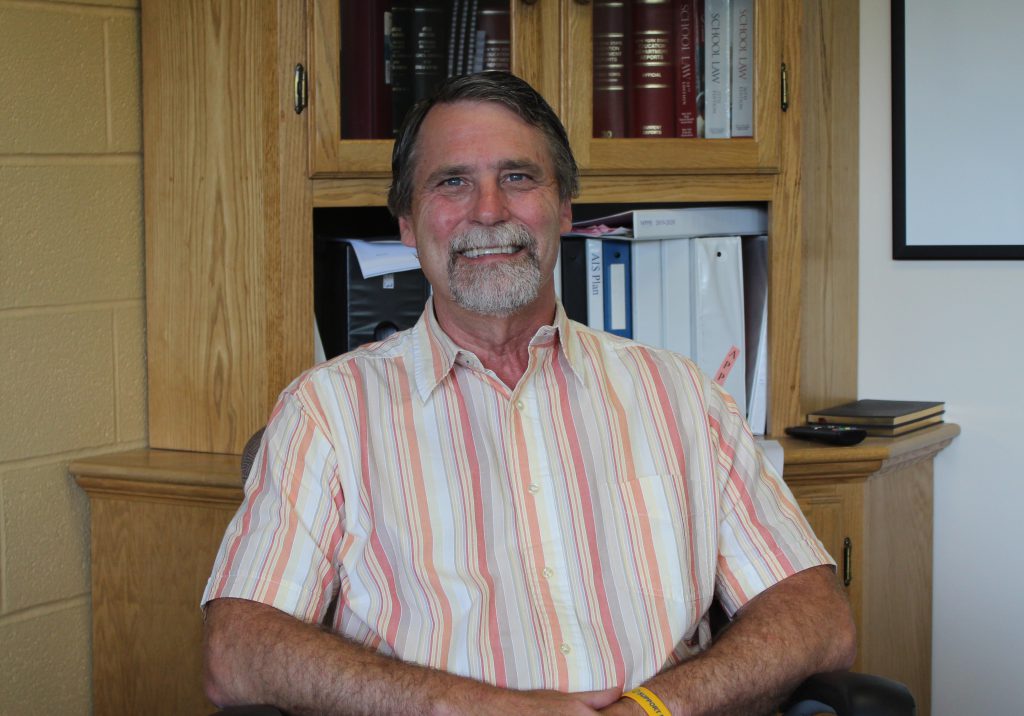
[783,670,916,716]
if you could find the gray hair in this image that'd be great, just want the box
[387,71,579,218]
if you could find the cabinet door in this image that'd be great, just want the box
[563,0,782,173]
[788,480,866,670]
[309,0,557,177]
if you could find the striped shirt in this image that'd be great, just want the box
[203,300,831,692]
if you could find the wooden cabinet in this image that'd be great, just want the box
[784,424,959,716]
[143,0,859,454]
[72,425,957,715]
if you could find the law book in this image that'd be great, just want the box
[447,0,462,77]
[561,237,605,331]
[704,0,731,138]
[630,0,676,137]
[390,1,415,135]
[593,0,630,138]
[807,399,946,427]
[602,239,632,338]
[571,205,768,241]
[676,0,701,138]
[478,0,511,71]
[413,0,450,101]
[730,0,754,137]
[341,0,393,139]
[458,0,480,75]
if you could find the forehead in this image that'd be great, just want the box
[413,100,554,173]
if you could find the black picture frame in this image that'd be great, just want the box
[891,0,1024,260]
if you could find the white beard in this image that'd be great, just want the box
[447,224,542,316]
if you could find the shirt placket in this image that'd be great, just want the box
[507,343,588,690]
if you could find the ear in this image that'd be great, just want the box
[558,198,573,235]
[398,216,417,248]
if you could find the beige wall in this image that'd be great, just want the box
[0,0,145,713]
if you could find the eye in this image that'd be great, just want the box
[440,176,466,187]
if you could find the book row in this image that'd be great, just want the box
[342,0,511,140]
[594,0,754,139]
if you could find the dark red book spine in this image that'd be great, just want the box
[341,0,392,139]
[593,0,629,138]
[630,0,676,137]
[478,0,510,72]
[676,0,699,137]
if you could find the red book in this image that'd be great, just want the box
[630,0,676,137]
[478,0,510,72]
[593,0,629,138]
[341,0,392,139]
[676,0,700,137]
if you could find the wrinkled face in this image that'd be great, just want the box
[398,101,572,317]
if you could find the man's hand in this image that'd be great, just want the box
[433,685,621,716]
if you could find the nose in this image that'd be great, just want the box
[471,180,511,226]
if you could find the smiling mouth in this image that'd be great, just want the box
[460,246,521,259]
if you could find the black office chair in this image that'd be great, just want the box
[216,430,915,716]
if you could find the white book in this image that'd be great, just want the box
[691,236,746,411]
[572,205,767,241]
[704,0,732,139]
[730,0,754,137]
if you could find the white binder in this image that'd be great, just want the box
[632,238,692,355]
[691,236,746,412]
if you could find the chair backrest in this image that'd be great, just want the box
[240,427,266,484]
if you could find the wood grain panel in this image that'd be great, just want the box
[862,460,934,716]
[143,0,311,453]
[795,0,860,419]
[89,493,238,716]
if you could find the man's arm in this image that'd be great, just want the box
[604,565,856,716]
[204,597,621,716]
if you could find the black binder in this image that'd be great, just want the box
[314,237,431,359]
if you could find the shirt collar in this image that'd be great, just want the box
[411,298,587,401]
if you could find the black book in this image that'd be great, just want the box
[413,0,450,101]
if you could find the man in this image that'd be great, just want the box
[203,72,855,715]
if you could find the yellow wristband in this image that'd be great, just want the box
[622,686,672,716]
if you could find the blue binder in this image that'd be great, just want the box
[601,239,632,338]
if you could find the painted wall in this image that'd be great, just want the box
[0,0,146,712]
[860,1,1024,711]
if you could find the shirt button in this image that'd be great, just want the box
[515,400,525,411]
[559,643,572,655]
[527,483,540,495]
[542,567,554,579]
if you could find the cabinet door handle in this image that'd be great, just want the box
[842,537,852,587]
[780,62,789,112]
[294,63,308,115]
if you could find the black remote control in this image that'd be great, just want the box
[784,424,868,446]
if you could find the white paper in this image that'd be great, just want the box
[345,239,421,279]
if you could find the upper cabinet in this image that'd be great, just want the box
[309,0,782,178]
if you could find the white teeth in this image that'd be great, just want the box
[461,246,519,258]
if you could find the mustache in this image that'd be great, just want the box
[449,224,537,254]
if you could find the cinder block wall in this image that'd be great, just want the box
[0,0,145,712]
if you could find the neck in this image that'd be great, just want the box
[433,293,557,389]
